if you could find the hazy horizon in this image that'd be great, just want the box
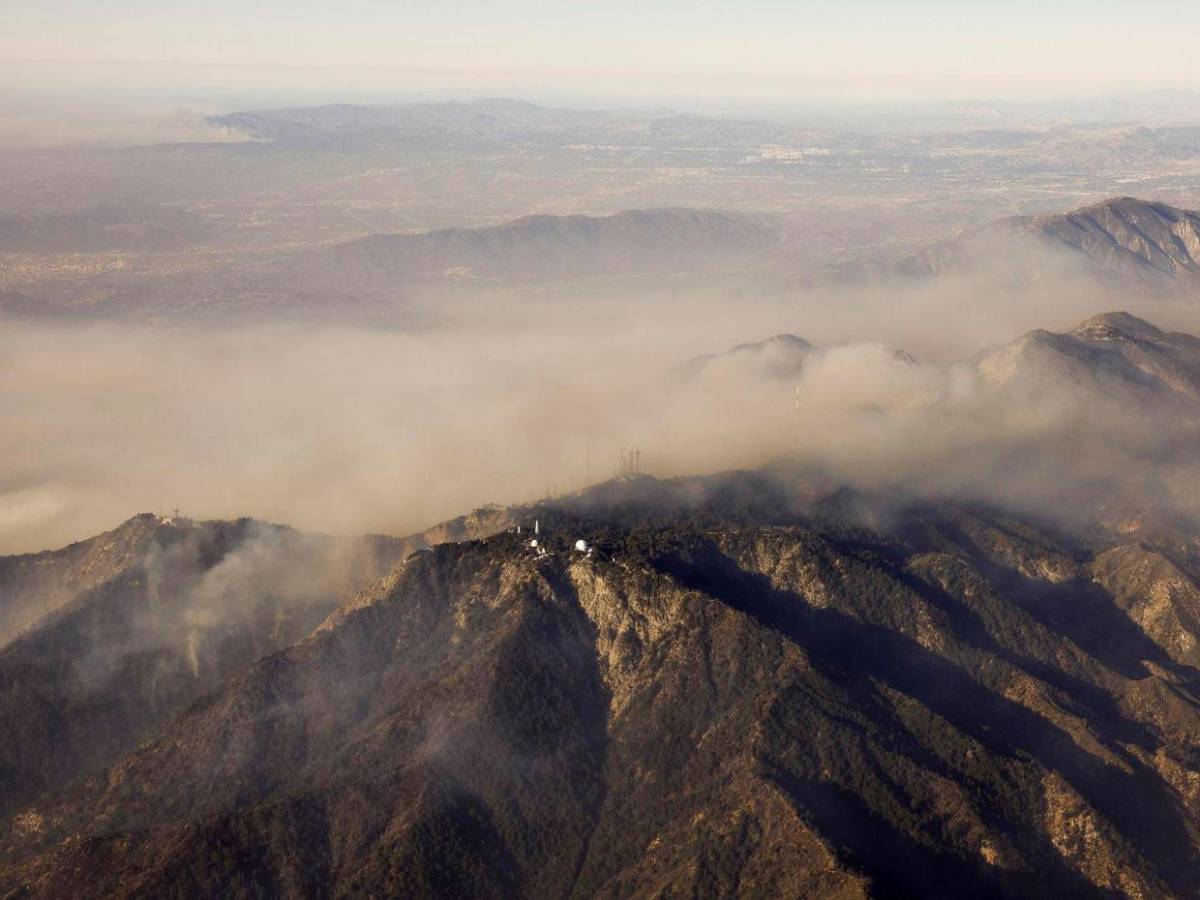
[7,1,1200,97]
[5,1,1200,151]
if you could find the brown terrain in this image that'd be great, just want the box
[5,312,1200,897]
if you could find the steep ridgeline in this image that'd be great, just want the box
[4,478,1200,898]
[0,515,408,822]
[973,311,1200,403]
[898,197,1200,290]
[1025,198,1200,282]
[0,513,169,647]
[276,208,780,293]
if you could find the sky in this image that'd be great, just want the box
[4,0,1200,107]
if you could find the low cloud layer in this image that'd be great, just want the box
[3,260,1200,554]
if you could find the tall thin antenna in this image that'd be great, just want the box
[794,385,802,449]
[586,442,591,486]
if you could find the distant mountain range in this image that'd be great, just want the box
[0,207,783,321]
[208,98,829,153]
[6,312,1200,895]
[4,195,1200,323]
[277,208,781,291]
[201,196,1200,319]
[207,100,1200,168]
[287,195,1200,298]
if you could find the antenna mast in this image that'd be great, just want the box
[794,385,802,449]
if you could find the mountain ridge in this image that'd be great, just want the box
[277,207,781,291]
[6,485,1200,896]
[898,197,1200,289]
[973,309,1200,403]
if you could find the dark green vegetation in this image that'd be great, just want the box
[3,475,1200,898]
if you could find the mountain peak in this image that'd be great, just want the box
[728,333,813,353]
[671,332,814,383]
[1078,195,1197,219]
[976,309,1200,402]
[1075,196,1159,214]
[1069,311,1166,342]
[1029,197,1200,281]
[899,196,1200,289]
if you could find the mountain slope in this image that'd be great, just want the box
[4,479,1200,897]
[973,311,1200,403]
[278,208,780,293]
[898,197,1200,290]
[1026,198,1200,281]
[0,513,167,647]
[0,515,407,820]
